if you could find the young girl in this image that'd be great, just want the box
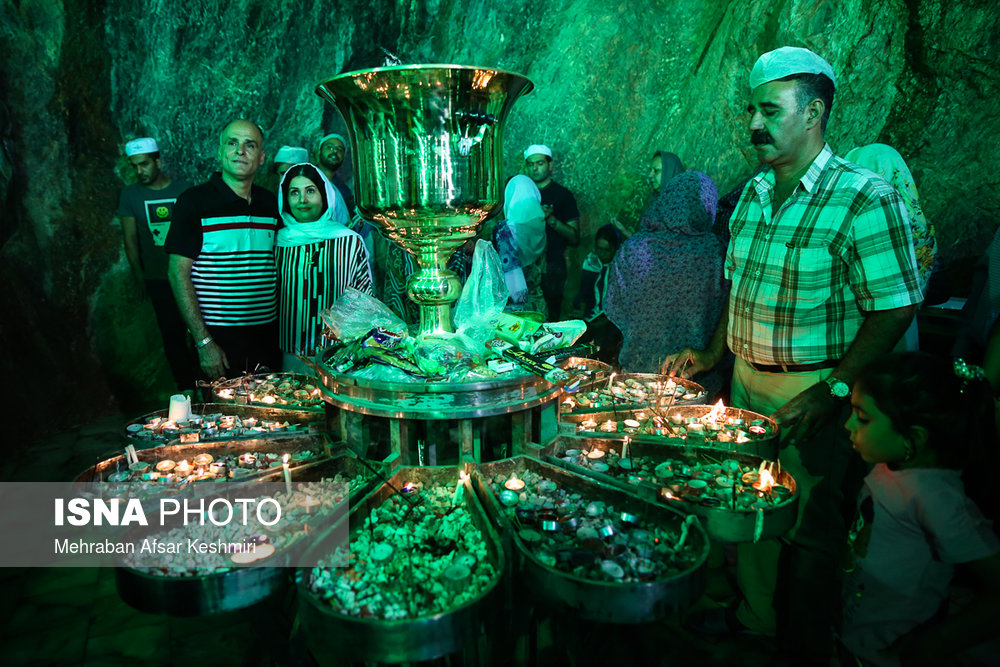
[276,164,372,371]
[842,352,1000,665]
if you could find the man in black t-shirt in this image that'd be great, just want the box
[524,144,580,320]
[117,137,195,390]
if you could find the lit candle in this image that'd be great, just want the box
[504,474,525,492]
[606,371,617,390]
[174,460,192,477]
[621,436,630,460]
[586,448,606,460]
[453,471,469,505]
[282,454,292,495]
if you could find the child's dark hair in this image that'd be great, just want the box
[855,351,998,520]
[595,224,622,251]
[281,163,328,216]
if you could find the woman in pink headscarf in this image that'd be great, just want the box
[605,168,727,393]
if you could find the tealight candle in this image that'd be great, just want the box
[581,419,598,431]
[504,475,526,492]
[193,453,213,467]
[174,460,192,477]
[599,420,617,433]
[586,449,606,460]
[239,453,257,467]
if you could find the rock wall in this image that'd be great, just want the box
[2,0,998,441]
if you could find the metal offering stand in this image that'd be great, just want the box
[566,402,780,461]
[211,372,325,411]
[473,456,708,623]
[113,453,379,617]
[123,403,324,446]
[543,436,798,543]
[298,465,506,664]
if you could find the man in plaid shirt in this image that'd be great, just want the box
[667,47,922,662]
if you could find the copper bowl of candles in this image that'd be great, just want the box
[543,436,799,543]
[566,400,780,461]
[113,453,377,616]
[473,456,709,623]
[211,372,325,411]
[298,465,505,664]
[560,372,707,417]
[122,402,324,446]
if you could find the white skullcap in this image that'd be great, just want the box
[319,133,348,152]
[274,145,309,164]
[125,137,159,156]
[749,46,836,90]
[523,144,552,160]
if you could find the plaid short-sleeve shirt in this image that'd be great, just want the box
[725,144,922,366]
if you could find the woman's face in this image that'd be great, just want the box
[288,175,323,222]
[648,155,662,190]
[844,387,910,464]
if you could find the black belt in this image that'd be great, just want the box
[746,359,839,373]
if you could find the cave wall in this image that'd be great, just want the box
[2,0,998,441]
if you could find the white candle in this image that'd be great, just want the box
[453,471,468,505]
[622,436,630,460]
[282,454,292,495]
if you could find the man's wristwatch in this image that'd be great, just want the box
[822,376,850,400]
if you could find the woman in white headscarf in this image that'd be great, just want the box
[493,174,547,316]
[276,163,372,371]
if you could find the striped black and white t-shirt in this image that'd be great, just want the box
[276,236,372,355]
[165,173,278,327]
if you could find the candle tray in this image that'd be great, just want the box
[123,402,325,445]
[298,465,506,664]
[542,436,799,543]
[473,456,708,624]
[211,372,325,411]
[115,453,377,617]
[564,404,780,461]
[560,372,707,416]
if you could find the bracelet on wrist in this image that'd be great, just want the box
[195,335,214,349]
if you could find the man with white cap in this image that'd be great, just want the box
[318,131,384,299]
[165,119,280,380]
[117,137,196,390]
[317,133,354,214]
[525,144,580,320]
[272,145,309,179]
[665,47,921,660]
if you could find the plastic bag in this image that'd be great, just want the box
[320,288,408,342]
[453,240,509,351]
[412,331,482,376]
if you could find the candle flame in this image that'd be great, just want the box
[459,470,469,482]
[705,399,727,423]
[402,482,416,492]
[282,453,289,464]
[758,468,776,492]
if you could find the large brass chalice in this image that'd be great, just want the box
[316,65,533,335]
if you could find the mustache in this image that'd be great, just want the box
[751,130,774,145]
